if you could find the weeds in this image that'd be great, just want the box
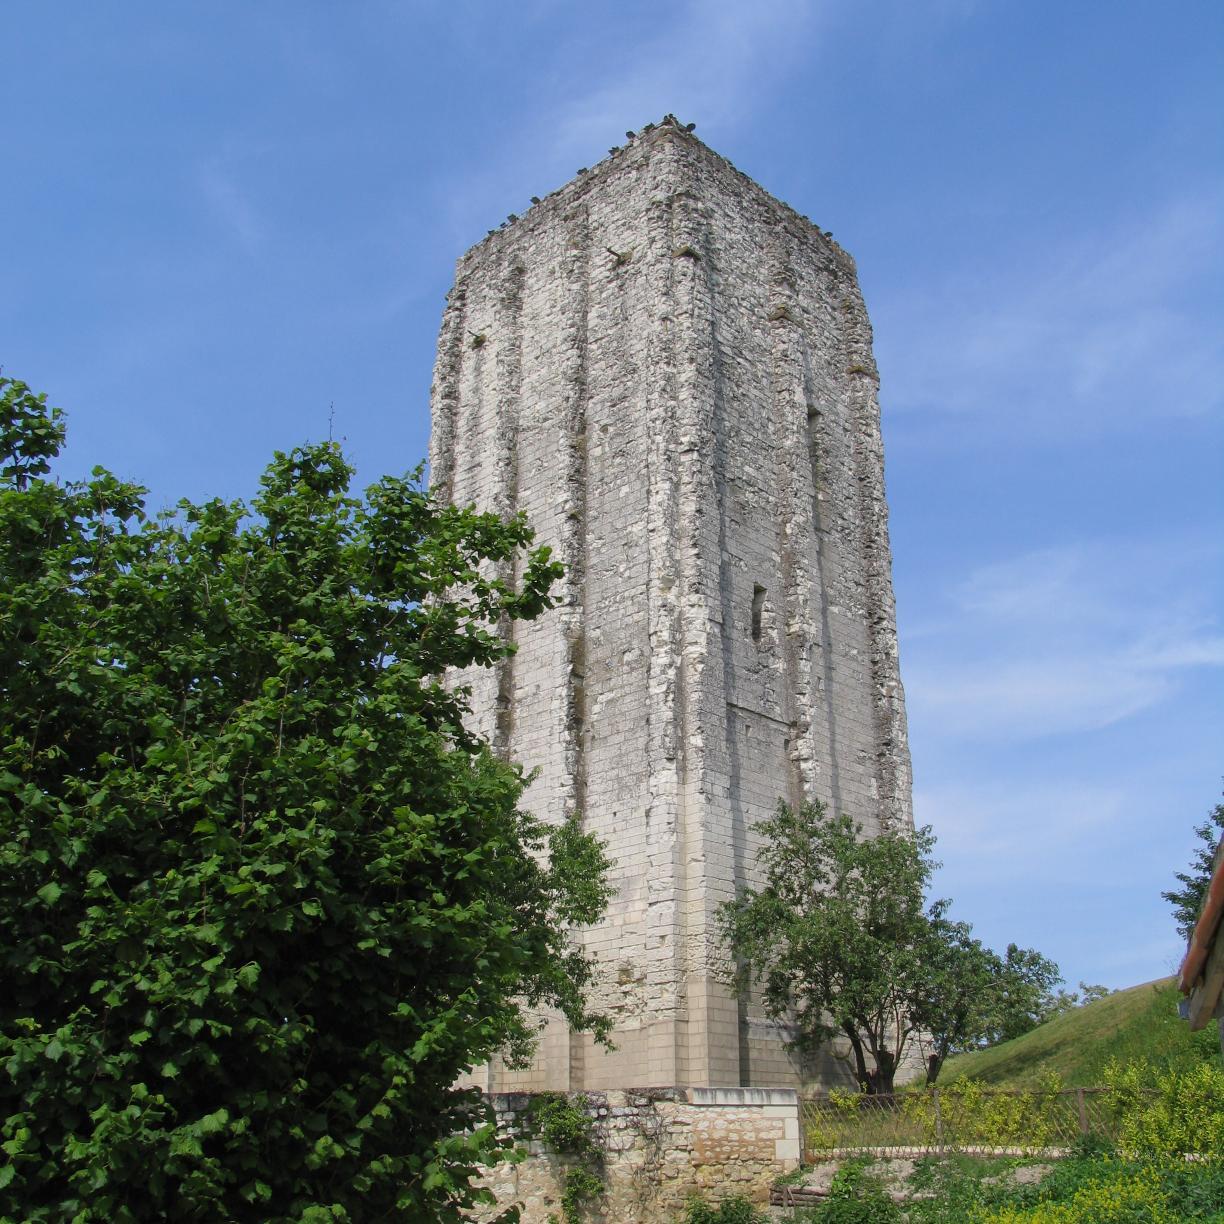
[681,1193,769,1223]
[783,1153,1224,1223]
[799,1158,902,1223]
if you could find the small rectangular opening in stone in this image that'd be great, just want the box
[751,584,766,642]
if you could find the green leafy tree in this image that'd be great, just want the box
[718,800,1064,1092]
[1162,798,1224,941]
[0,375,611,1221]
[718,801,941,1095]
[1045,981,1112,1020]
[911,919,1001,1084]
[915,935,1066,1081]
[1074,983,1112,1008]
[986,943,1065,1045]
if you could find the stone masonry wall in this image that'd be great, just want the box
[430,115,913,1092]
[470,1088,801,1223]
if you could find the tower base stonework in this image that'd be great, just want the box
[429,116,912,1091]
[471,1089,802,1223]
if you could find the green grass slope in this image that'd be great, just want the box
[938,977,1222,1088]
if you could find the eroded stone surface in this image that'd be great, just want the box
[430,114,913,1093]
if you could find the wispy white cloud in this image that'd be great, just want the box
[903,534,1224,740]
[197,156,263,252]
[422,0,825,252]
[884,185,1224,428]
[956,548,1090,623]
[916,771,1191,986]
[916,779,1127,873]
[909,657,1173,739]
[546,0,820,162]
[1127,634,1224,670]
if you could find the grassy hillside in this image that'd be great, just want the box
[938,976,1222,1088]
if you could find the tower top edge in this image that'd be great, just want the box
[451,113,853,275]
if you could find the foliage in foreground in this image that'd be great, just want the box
[1104,1058,1224,1160]
[905,1073,1068,1152]
[791,1154,1224,1224]
[796,1061,1224,1222]
[0,376,612,1221]
[680,1193,768,1223]
[805,1158,901,1223]
[805,1074,1072,1157]
[807,1060,1224,1162]
[969,1157,1224,1223]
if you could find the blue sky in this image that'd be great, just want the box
[4,1,1221,994]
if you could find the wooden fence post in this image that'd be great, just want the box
[1076,1087,1088,1136]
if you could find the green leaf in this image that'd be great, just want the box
[0,383,591,1218]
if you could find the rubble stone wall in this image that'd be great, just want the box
[470,1087,802,1223]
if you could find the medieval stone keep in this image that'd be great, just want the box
[429,115,913,1093]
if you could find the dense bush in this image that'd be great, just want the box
[902,1154,1015,1223]
[792,1062,1224,1223]
[1105,1059,1224,1159]
[680,1193,768,1223]
[974,1157,1224,1223]
[814,1151,1224,1223]
[902,1073,1066,1151]
[0,376,611,1221]
[805,1158,901,1223]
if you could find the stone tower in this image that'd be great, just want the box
[429,116,912,1091]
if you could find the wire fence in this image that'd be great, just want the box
[802,1084,1152,1160]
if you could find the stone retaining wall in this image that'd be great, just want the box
[470,1087,801,1222]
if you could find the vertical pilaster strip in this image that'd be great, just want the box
[839,279,913,832]
[639,134,688,1087]
[428,279,467,502]
[796,305,847,818]
[491,260,526,758]
[764,236,815,811]
[666,166,723,1087]
[557,206,592,1088]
